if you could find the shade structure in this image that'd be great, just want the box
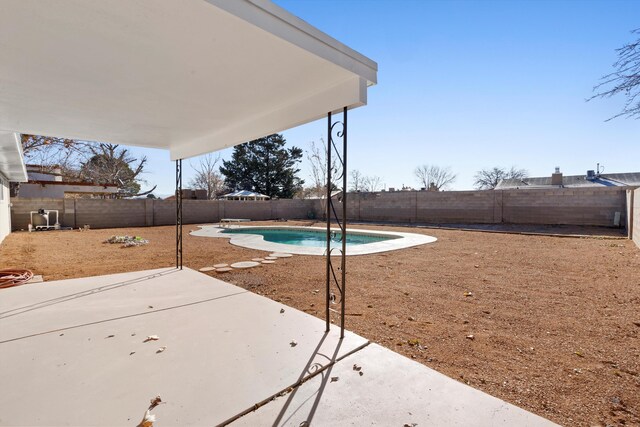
[221,190,270,200]
[0,0,377,160]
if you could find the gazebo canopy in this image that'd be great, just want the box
[222,190,270,200]
[0,0,377,160]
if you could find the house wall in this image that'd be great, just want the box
[0,174,11,243]
[633,188,640,249]
[17,182,118,198]
[10,187,631,231]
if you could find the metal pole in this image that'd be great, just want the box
[325,111,332,333]
[340,106,347,339]
[176,160,178,269]
[176,159,183,270]
[179,158,183,270]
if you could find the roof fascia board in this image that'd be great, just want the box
[170,76,365,160]
[0,132,28,182]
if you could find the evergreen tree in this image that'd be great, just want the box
[220,134,304,199]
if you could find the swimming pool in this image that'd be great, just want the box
[221,227,398,248]
[191,225,437,256]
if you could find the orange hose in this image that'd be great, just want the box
[0,269,34,289]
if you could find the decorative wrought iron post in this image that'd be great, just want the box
[325,107,347,338]
[176,159,183,270]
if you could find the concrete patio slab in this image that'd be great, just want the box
[0,268,366,426]
[235,343,556,426]
[0,268,556,426]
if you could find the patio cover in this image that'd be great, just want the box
[0,132,28,182]
[0,0,377,160]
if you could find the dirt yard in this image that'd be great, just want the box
[1,222,639,426]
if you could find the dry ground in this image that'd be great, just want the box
[1,222,639,426]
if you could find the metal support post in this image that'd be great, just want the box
[176,159,183,270]
[325,107,348,338]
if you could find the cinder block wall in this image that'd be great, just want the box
[75,199,147,228]
[181,200,219,224]
[152,200,179,226]
[9,198,319,230]
[354,192,416,222]
[339,191,495,223]
[340,187,626,226]
[9,187,631,231]
[272,199,318,220]
[9,198,65,230]
[501,187,628,226]
[417,191,496,223]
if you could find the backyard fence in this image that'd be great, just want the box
[10,186,635,234]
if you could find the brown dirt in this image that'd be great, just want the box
[1,222,639,426]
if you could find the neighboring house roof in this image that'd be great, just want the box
[26,180,118,188]
[496,172,640,189]
[16,181,119,198]
[221,190,270,199]
[306,190,343,199]
[26,165,64,182]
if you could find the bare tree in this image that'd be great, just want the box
[414,165,456,191]
[14,135,153,197]
[79,143,151,195]
[474,166,528,190]
[306,138,342,198]
[362,175,383,192]
[21,134,92,178]
[189,153,225,199]
[349,169,365,192]
[589,28,640,120]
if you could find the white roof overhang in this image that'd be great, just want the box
[0,0,377,160]
[0,132,28,182]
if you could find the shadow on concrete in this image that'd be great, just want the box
[0,268,179,319]
[0,288,247,344]
[218,332,368,427]
[272,335,343,426]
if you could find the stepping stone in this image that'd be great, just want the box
[213,263,229,268]
[230,261,261,269]
[26,275,44,283]
[215,267,233,273]
[264,256,278,261]
[269,253,293,258]
[251,258,265,262]
[261,260,276,264]
[199,267,216,272]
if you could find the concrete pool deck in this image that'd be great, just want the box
[0,268,556,426]
[190,225,437,256]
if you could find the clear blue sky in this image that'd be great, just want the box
[129,0,640,196]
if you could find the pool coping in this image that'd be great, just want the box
[190,225,437,256]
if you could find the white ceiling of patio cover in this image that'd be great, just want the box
[0,0,377,160]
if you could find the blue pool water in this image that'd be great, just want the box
[221,228,397,248]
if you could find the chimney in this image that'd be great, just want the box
[551,167,563,186]
[52,167,63,182]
